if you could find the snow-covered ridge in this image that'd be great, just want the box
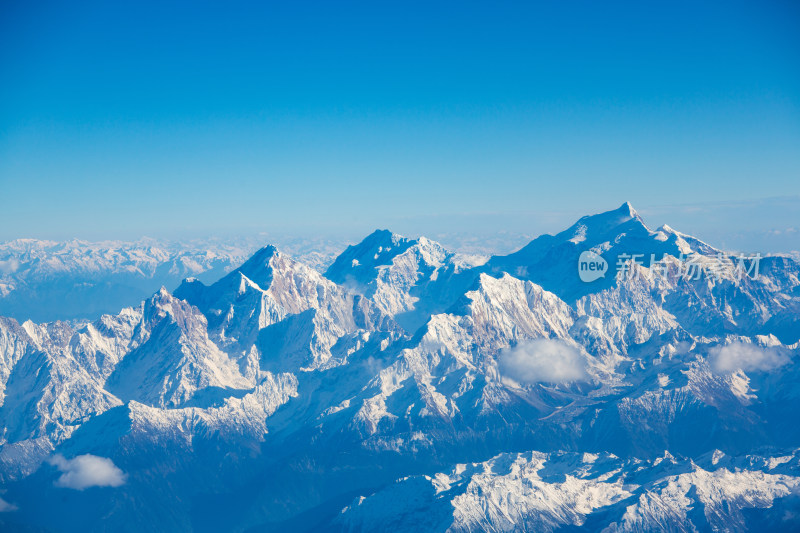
[0,203,799,532]
[0,236,350,323]
[336,448,800,532]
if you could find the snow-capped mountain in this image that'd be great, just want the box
[174,245,395,372]
[335,448,800,532]
[0,238,252,323]
[324,230,485,331]
[0,203,798,532]
[0,236,350,324]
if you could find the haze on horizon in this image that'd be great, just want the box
[1,1,799,252]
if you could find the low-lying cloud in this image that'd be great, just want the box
[0,258,20,275]
[49,454,127,490]
[499,338,589,384]
[709,342,790,374]
[0,496,17,512]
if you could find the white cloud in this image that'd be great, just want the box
[0,496,17,512]
[498,339,589,384]
[709,342,790,374]
[0,259,20,275]
[49,454,127,490]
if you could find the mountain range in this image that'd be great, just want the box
[0,203,799,532]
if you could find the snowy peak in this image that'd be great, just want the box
[325,230,416,290]
[335,449,800,533]
[656,223,721,256]
[554,201,649,247]
[323,231,481,332]
[234,245,279,290]
[179,244,311,302]
[141,287,191,328]
[173,243,395,368]
[106,288,250,409]
[619,200,639,218]
[484,202,718,303]
[0,237,254,323]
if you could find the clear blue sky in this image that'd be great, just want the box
[1,0,799,251]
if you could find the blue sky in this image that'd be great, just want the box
[1,0,798,251]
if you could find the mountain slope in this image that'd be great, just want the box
[0,203,798,532]
[325,230,484,332]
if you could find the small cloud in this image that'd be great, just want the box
[0,496,18,512]
[709,342,790,374]
[0,259,20,275]
[49,454,127,490]
[499,339,589,384]
[364,355,386,376]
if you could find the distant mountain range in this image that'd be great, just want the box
[0,203,799,532]
[0,236,349,323]
[0,233,526,325]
